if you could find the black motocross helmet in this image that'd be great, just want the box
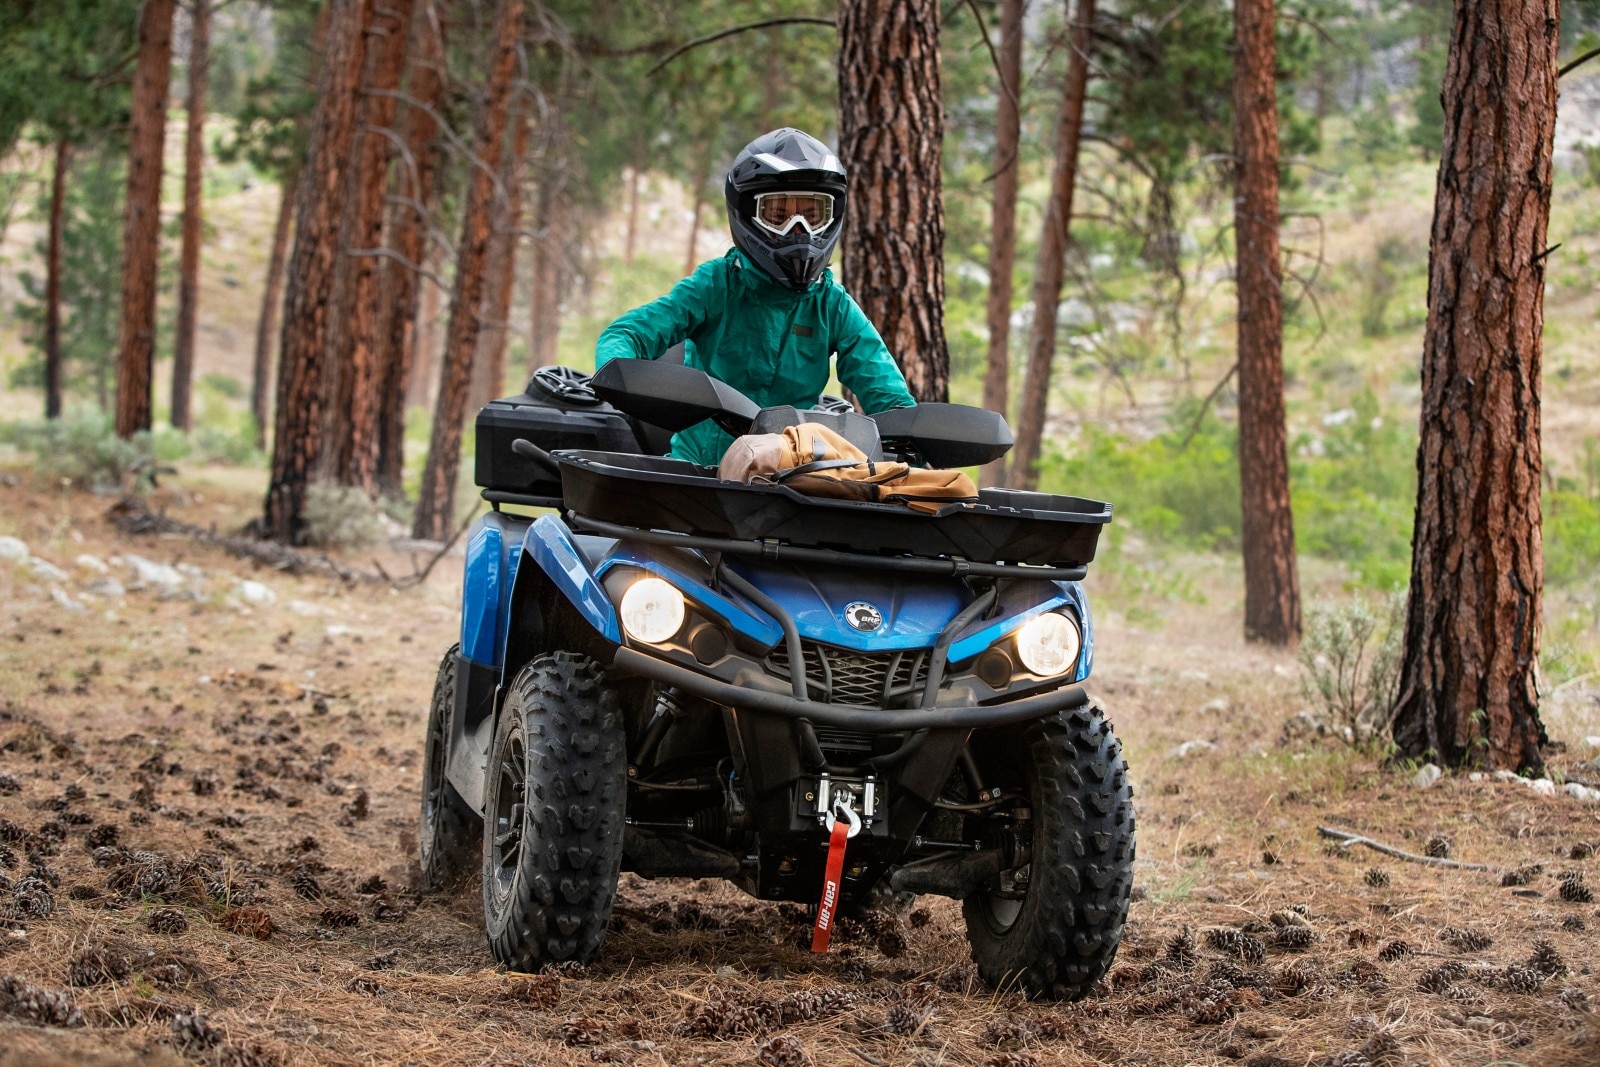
[725,128,848,291]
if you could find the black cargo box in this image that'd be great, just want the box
[474,391,641,500]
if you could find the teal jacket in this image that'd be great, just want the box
[594,248,916,465]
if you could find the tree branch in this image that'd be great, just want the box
[1560,46,1600,78]
[646,17,835,77]
[1177,362,1237,451]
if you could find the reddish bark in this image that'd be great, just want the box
[837,0,948,402]
[329,0,413,492]
[979,0,1024,487]
[1009,0,1094,491]
[170,0,209,432]
[262,0,377,542]
[252,170,298,451]
[413,0,524,541]
[114,0,178,439]
[376,0,451,499]
[44,139,69,421]
[1233,0,1300,646]
[1391,0,1556,771]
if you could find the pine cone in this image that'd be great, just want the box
[6,875,54,918]
[1377,940,1412,963]
[1561,914,1585,932]
[67,946,131,987]
[558,1015,605,1046]
[756,1034,809,1067]
[882,1002,929,1037]
[505,974,561,1008]
[1498,965,1546,994]
[1424,835,1452,859]
[1165,927,1197,966]
[1276,925,1316,950]
[345,975,384,996]
[1204,928,1266,962]
[1417,962,1467,994]
[1440,926,1492,952]
[1364,868,1390,888]
[1500,864,1541,886]
[171,1010,222,1049]
[0,976,83,1027]
[1528,938,1567,977]
[1559,871,1594,903]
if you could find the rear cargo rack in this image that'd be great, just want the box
[566,515,1089,581]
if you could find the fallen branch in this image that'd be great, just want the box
[1560,45,1600,78]
[1317,826,1496,872]
[109,498,390,585]
[392,506,478,589]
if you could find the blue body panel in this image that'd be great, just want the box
[460,516,525,665]
[479,513,1096,682]
[521,515,621,646]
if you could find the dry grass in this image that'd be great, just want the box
[2,468,1599,1066]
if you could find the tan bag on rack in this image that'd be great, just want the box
[717,422,978,514]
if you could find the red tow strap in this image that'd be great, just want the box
[810,818,851,952]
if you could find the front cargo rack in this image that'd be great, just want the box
[556,450,1110,570]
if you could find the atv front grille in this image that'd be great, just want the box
[767,642,930,708]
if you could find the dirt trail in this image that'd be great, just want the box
[2,469,1599,1067]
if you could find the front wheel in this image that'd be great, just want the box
[962,703,1135,1000]
[482,652,627,969]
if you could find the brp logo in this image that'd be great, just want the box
[844,602,884,633]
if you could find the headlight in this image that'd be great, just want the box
[1014,612,1081,677]
[619,577,686,644]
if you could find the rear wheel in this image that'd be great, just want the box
[419,645,480,891]
[483,653,627,969]
[962,703,1135,1000]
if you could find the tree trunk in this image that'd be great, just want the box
[329,0,412,492]
[1391,0,1556,773]
[376,0,451,499]
[170,0,208,432]
[413,0,523,541]
[1008,0,1094,492]
[471,106,531,414]
[836,0,948,402]
[979,0,1024,487]
[44,139,70,421]
[113,0,178,439]
[252,169,298,451]
[1233,0,1300,647]
[528,179,563,372]
[262,0,376,542]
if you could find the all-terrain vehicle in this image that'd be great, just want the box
[419,359,1134,999]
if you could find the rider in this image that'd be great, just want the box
[594,128,916,466]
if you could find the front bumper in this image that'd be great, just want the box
[612,646,1089,732]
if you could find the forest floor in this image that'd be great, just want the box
[2,467,1600,1067]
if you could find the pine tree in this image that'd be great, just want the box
[375,0,452,499]
[1391,0,1557,771]
[1232,0,1301,646]
[1009,0,1095,491]
[170,0,208,432]
[836,0,948,402]
[262,0,377,542]
[329,0,413,492]
[413,0,524,541]
[113,0,178,438]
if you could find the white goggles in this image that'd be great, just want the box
[753,191,837,237]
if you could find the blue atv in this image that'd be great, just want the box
[419,360,1134,1000]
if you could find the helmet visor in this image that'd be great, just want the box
[753,191,836,237]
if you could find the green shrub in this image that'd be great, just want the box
[1298,592,1405,747]
[1,408,166,494]
[302,484,389,548]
